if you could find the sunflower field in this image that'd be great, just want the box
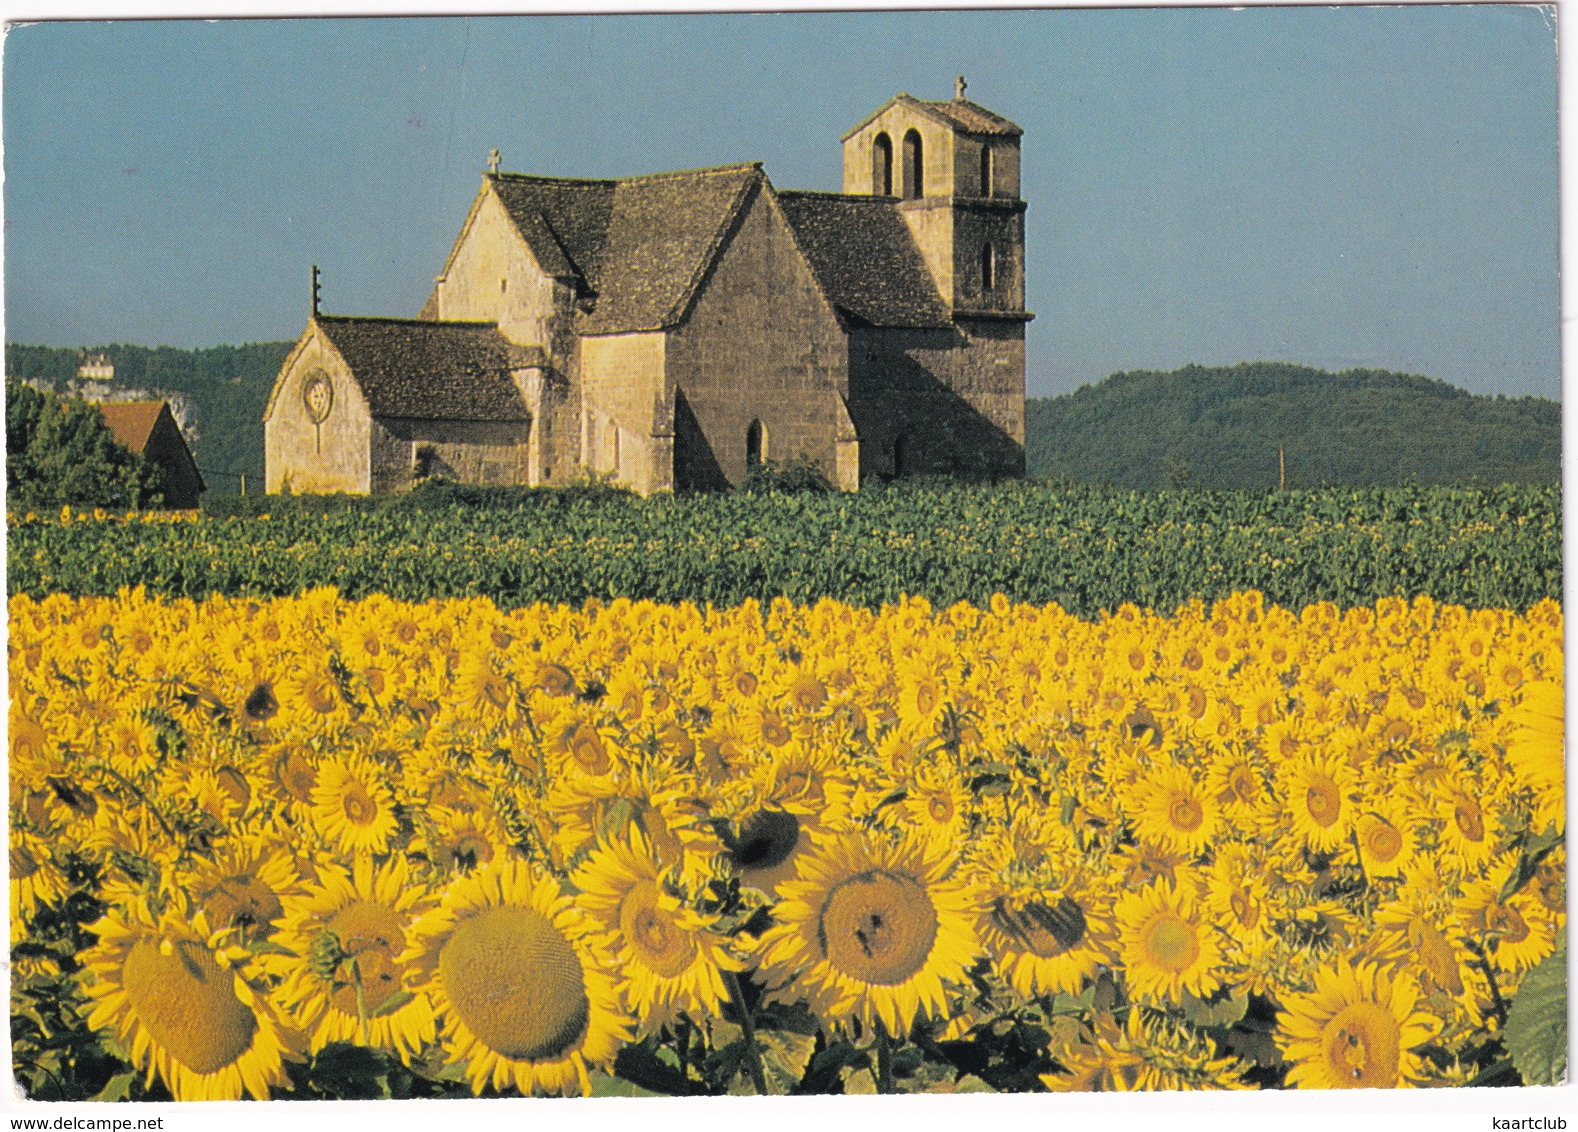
[8,587,1566,1100]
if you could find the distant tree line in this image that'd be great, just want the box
[1026,361,1560,490]
[6,341,294,493]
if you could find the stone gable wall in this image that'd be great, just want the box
[664,185,853,489]
[264,330,372,494]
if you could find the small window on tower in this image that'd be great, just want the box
[981,243,996,292]
[901,129,924,199]
[980,146,994,197]
[500,277,508,294]
[873,133,894,196]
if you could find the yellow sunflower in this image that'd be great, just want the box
[404,858,631,1097]
[309,757,400,855]
[1505,679,1564,832]
[81,896,296,1101]
[572,828,740,1034]
[269,855,437,1061]
[1277,959,1437,1089]
[1132,763,1219,856]
[1354,809,1415,880]
[1281,753,1356,853]
[1114,879,1222,1005]
[758,831,983,1037]
[184,836,304,947]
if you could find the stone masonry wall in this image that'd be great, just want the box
[663,185,853,489]
[264,329,371,494]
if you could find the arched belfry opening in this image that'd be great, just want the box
[980,145,994,197]
[873,133,894,196]
[901,129,923,199]
[981,243,996,292]
[746,419,766,469]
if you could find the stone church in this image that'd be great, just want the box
[264,83,1030,495]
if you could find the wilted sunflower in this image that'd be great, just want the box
[1114,879,1222,1005]
[572,828,739,1033]
[404,859,631,1097]
[269,855,436,1061]
[758,831,983,1037]
[980,886,1109,998]
[81,896,296,1101]
[1277,959,1437,1089]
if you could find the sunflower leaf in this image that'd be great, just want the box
[1504,940,1567,1086]
[369,989,415,1018]
[91,1072,137,1103]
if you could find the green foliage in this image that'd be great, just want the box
[1027,362,1561,489]
[6,341,294,493]
[6,379,166,512]
[739,457,835,495]
[7,480,1560,616]
[1505,938,1567,1086]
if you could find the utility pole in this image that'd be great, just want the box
[1279,444,1286,491]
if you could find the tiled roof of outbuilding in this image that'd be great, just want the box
[95,401,166,453]
[777,191,952,329]
[486,165,762,334]
[314,315,528,421]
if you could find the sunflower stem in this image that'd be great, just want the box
[874,1023,895,1094]
[350,956,370,1045]
[1463,937,1509,1027]
[722,969,768,1095]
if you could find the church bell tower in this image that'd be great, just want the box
[839,77,1028,320]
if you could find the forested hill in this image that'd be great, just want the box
[1026,362,1561,490]
[6,341,293,491]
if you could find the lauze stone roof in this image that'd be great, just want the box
[776,191,952,329]
[491,164,951,333]
[315,315,528,421]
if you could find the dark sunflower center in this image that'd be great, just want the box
[203,875,284,944]
[439,905,590,1062]
[569,726,610,773]
[10,845,39,880]
[619,882,696,979]
[1364,821,1403,862]
[1323,1003,1401,1087]
[342,786,377,826]
[244,682,279,721]
[818,869,938,986]
[326,900,409,1015]
[1454,800,1485,842]
[730,809,801,870]
[121,937,257,1075]
[1141,913,1199,973]
[1168,794,1204,832]
[276,750,317,802]
[1305,777,1341,826]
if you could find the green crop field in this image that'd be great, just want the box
[8,481,1560,615]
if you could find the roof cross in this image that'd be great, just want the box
[955,75,967,99]
[487,148,501,175]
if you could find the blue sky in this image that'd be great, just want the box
[1,6,1560,399]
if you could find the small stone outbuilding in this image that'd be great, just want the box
[96,400,205,509]
[265,84,1031,495]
